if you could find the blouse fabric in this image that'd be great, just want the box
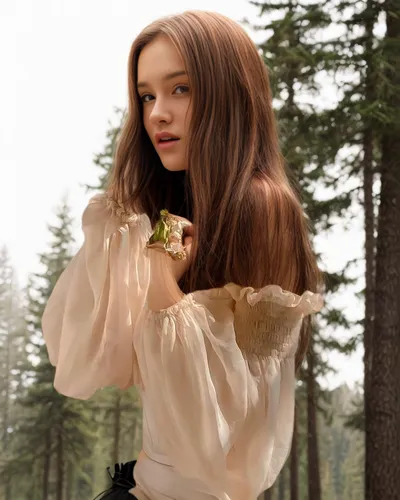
[42,193,324,500]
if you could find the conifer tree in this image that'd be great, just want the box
[86,107,124,193]
[314,0,399,496]
[368,0,400,495]
[290,407,299,500]
[0,247,29,500]
[245,2,359,497]
[5,199,96,500]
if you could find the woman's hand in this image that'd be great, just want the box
[146,220,194,312]
[169,221,194,283]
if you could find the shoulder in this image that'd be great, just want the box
[82,193,151,232]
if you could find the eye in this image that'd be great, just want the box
[140,94,154,103]
[174,85,189,95]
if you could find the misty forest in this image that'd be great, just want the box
[1,0,399,499]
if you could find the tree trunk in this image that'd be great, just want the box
[130,414,138,458]
[290,406,299,500]
[3,322,11,500]
[2,339,10,435]
[368,2,400,497]
[2,286,13,500]
[65,461,74,500]
[56,428,64,500]
[363,129,376,500]
[363,2,378,499]
[42,429,52,500]
[278,466,285,500]
[264,488,273,500]
[112,392,122,464]
[307,343,321,500]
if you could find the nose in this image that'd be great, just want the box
[149,97,172,125]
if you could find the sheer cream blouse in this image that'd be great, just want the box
[42,193,323,500]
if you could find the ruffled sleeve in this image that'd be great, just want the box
[225,283,324,493]
[41,193,152,399]
[135,268,323,499]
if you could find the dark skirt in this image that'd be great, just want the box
[93,460,138,500]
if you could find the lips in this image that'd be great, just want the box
[155,131,180,144]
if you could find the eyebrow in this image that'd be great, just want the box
[137,70,187,89]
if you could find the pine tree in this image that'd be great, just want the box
[290,406,299,500]
[245,2,360,497]
[368,0,400,495]
[312,1,383,495]
[0,246,29,500]
[88,384,142,494]
[306,337,321,500]
[85,106,124,193]
[361,0,380,493]
[5,198,96,500]
[314,0,400,496]
[277,465,286,500]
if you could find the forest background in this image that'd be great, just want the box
[0,0,399,499]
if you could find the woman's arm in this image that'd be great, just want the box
[42,194,152,398]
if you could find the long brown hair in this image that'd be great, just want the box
[107,10,324,368]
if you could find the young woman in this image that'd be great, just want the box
[42,10,324,500]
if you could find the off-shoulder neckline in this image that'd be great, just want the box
[149,284,232,317]
[149,283,324,317]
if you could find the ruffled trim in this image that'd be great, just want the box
[224,283,323,359]
[148,293,196,318]
[87,193,150,230]
[147,283,323,320]
[104,195,140,225]
[225,283,323,317]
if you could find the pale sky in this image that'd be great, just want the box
[0,0,364,390]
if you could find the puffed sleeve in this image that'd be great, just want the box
[135,250,324,499]
[41,193,152,400]
[225,283,324,494]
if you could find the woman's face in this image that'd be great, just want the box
[137,35,191,172]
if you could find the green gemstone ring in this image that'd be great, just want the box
[146,209,192,261]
